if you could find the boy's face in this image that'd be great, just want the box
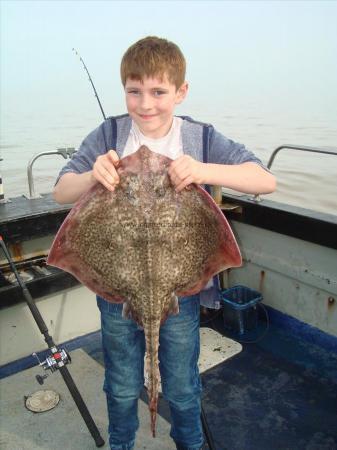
[124,75,188,139]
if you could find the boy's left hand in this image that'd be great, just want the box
[168,155,204,192]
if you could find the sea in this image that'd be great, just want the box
[1,103,336,216]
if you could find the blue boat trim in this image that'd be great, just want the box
[264,305,337,353]
[0,329,101,379]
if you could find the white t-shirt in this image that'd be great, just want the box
[123,116,183,159]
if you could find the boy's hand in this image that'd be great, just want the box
[92,150,120,192]
[168,155,204,192]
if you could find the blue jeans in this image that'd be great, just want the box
[97,294,204,450]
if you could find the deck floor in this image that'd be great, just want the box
[1,315,336,450]
[0,348,177,450]
[81,315,337,450]
[199,316,337,450]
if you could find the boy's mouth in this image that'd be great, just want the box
[139,114,157,120]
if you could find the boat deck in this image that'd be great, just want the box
[1,311,336,450]
[200,314,337,450]
[83,314,337,450]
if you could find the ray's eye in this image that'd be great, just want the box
[153,174,169,198]
[154,187,165,197]
[123,175,139,201]
[125,185,134,200]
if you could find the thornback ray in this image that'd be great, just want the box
[47,145,242,437]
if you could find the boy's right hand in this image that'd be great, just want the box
[92,150,120,192]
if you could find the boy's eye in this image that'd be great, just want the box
[127,90,140,95]
[154,90,166,96]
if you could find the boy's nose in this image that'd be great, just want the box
[140,94,154,110]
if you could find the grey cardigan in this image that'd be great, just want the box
[58,114,263,179]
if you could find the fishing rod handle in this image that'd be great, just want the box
[59,365,105,447]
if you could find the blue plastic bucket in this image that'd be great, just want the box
[221,285,262,335]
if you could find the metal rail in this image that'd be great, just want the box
[27,148,76,199]
[267,144,337,170]
[254,144,337,202]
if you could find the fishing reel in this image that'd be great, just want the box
[32,346,71,385]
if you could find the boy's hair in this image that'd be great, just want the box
[120,36,186,90]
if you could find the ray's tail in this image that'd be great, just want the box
[144,321,161,437]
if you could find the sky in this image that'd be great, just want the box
[1,0,337,124]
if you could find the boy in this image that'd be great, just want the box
[53,36,276,450]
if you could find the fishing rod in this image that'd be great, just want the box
[0,235,105,447]
[72,48,106,120]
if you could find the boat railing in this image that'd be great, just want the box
[20,143,337,201]
[253,144,337,202]
[27,148,77,199]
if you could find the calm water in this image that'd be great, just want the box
[1,104,336,216]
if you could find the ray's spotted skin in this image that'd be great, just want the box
[47,145,242,436]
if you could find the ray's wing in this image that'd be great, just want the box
[48,183,129,302]
[177,185,241,295]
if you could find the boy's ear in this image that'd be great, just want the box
[175,81,189,104]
